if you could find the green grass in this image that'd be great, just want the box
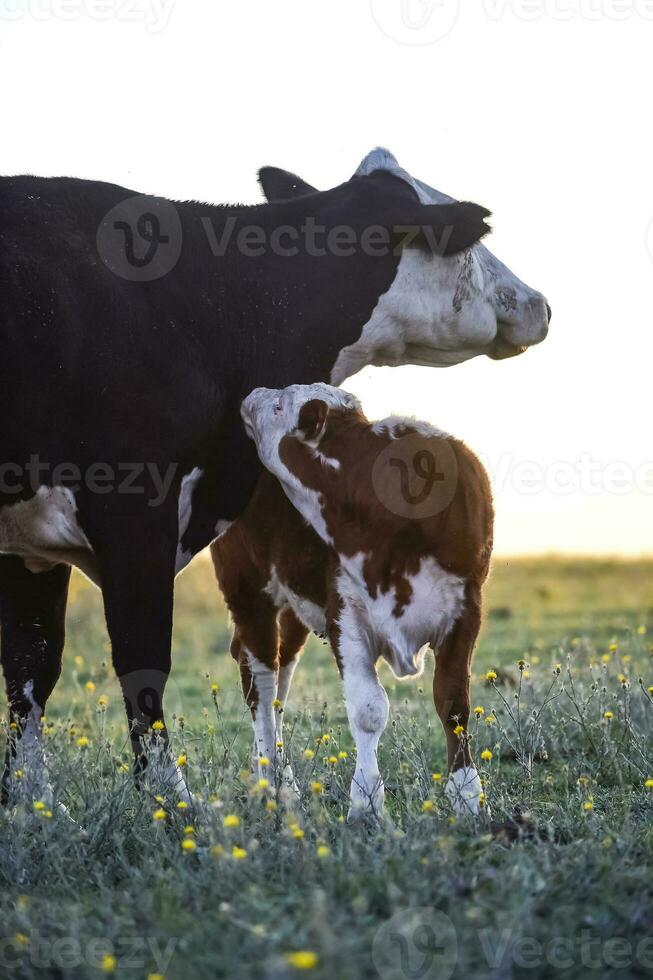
[1,556,652,979]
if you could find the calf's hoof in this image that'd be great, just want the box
[445,766,484,817]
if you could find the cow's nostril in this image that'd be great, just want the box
[545,302,552,324]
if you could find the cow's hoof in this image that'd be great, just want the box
[445,766,484,817]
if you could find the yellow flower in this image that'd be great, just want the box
[273,699,282,709]
[223,814,240,828]
[291,826,305,839]
[97,695,108,708]
[153,809,167,822]
[311,781,324,794]
[577,776,589,787]
[338,751,348,759]
[155,795,165,804]
[480,750,493,762]
[320,733,331,744]
[453,725,465,737]
[603,711,614,720]
[303,749,315,760]
[14,769,24,780]
[33,800,46,811]
[176,754,187,767]
[582,799,594,812]
[14,932,29,947]
[176,801,188,811]
[609,642,618,652]
[151,720,165,732]
[101,954,117,973]
[316,844,330,858]
[478,792,487,808]
[256,778,270,790]
[118,763,130,774]
[485,714,497,726]
[644,778,653,789]
[421,800,435,813]
[85,681,96,693]
[522,671,530,679]
[259,756,270,768]
[265,800,277,812]
[148,975,165,980]
[74,655,84,667]
[286,951,318,970]
[617,674,628,685]
[601,653,611,663]
[473,706,484,716]
[637,625,647,635]
[211,683,220,693]
[231,846,247,860]
[211,844,224,857]
[183,825,195,835]
[327,756,338,765]
[485,670,497,682]
[553,664,561,674]
[76,735,90,748]
[648,687,653,695]
[276,741,284,750]
[181,838,196,853]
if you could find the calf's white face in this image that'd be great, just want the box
[330,148,551,383]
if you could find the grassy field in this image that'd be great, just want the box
[1,556,652,979]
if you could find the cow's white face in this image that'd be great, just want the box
[330,148,550,384]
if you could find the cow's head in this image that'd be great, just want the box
[258,148,551,382]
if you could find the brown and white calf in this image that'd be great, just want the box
[211,383,493,820]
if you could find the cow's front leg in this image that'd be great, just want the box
[0,558,71,810]
[91,506,189,803]
[329,614,389,823]
[434,584,483,816]
[275,608,308,791]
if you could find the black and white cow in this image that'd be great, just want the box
[0,148,550,805]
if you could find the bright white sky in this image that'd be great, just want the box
[2,0,652,554]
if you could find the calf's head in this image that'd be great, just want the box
[259,148,551,378]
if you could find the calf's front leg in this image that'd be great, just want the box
[434,583,483,816]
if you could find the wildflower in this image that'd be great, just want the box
[14,933,29,947]
[577,776,589,787]
[14,769,24,780]
[609,642,618,652]
[155,795,165,804]
[259,756,270,768]
[311,781,324,794]
[553,664,561,675]
[33,800,46,811]
[118,763,130,774]
[473,706,484,716]
[183,825,195,835]
[316,844,330,858]
[231,846,247,860]
[327,755,338,765]
[76,735,90,749]
[85,681,96,693]
[431,772,443,782]
[211,683,220,693]
[176,801,188,811]
[480,750,493,762]
[637,625,647,636]
[582,799,594,812]
[223,814,240,828]
[181,839,196,853]
[644,778,653,789]
[517,659,526,671]
[320,733,331,744]
[276,740,284,750]
[265,800,277,812]
[148,975,165,980]
[485,670,497,682]
[601,653,611,663]
[151,720,165,732]
[97,695,108,709]
[176,754,187,768]
[485,715,496,726]
[101,954,117,973]
[153,809,167,822]
[648,687,653,695]
[74,655,84,667]
[256,778,270,790]
[478,793,487,808]
[603,711,614,720]
[273,699,282,709]
[617,674,628,685]
[286,951,318,970]
[338,751,348,759]
[453,725,465,737]
[303,749,315,760]
[522,671,530,679]
[211,844,224,857]
[421,800,435,813]
[291,825,305,839]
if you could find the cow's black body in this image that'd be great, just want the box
[0,167,491,788]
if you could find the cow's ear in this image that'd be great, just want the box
[258,167,319,202]
[296,399,329,443]
[394,202,492,256]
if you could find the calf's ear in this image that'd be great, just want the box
[258,167,319,202]
[394,201,492,256]
[296,399,329,443]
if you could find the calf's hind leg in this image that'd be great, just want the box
[0,558,71,807]
[433,584,483,815]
